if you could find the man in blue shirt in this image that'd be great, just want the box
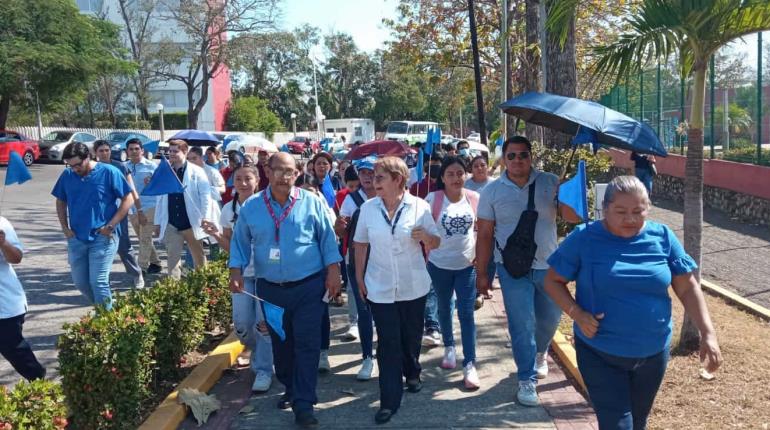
[229,152,342,428]
[53,142,134,310]
[125,138,162,275]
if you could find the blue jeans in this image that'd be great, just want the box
[497,265,562,382]
[427,262,477,366]
[424,284,440,332]
[347,264,373,359]
[67,233,119,310]
[575,337,668,430]
[232,278,273,375]
[635,167,653,195]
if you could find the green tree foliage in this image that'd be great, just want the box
[225,96,283,136]
[0,0,132,128]
[317,33,379,120]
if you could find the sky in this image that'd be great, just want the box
[278,0,400,54]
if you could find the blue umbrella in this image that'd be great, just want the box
[170,129,219,142]
[500,91,667,157]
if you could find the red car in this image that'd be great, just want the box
[286,136,320,156]
[0,130,40,166]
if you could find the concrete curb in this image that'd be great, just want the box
[701,280,770,321]
[138,332,245,430]
[550,278,770,396]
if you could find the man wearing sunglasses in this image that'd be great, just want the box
[474,136,580,407]
[52,142,134,310]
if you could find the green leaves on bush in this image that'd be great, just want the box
[720,147,770,167]
[57,260,233,429]
[0,380,68,430]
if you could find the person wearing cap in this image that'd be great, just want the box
[335,157,377,381]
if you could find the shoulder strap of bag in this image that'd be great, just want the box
[464,190,479,216]
[431,191,445,222]
[350,189,365,208]
[527,179,537,211]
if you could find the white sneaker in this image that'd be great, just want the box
[343,324,359,341]
[441,346,456,369]
[535,352,549,379]
[134,275,145,289]
[463,362,480,389]
[357,357,374,381]
[517,380,539,406]
[422,329,441,347]
[252,371,272,393]
[318,349,331,373]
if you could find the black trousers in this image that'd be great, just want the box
[369,294,427,412]
[0,313,45,381]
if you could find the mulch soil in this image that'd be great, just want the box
[558,290,770,429]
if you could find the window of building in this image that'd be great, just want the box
[335,127,348,133]
[354,126,363,137]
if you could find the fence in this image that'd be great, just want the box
[597,31,768,165]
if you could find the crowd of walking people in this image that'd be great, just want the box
[0,135,723,430]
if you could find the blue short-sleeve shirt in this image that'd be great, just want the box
[51,163,133,241]
[547,221,697,358]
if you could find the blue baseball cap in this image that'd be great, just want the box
[354,156,376,172]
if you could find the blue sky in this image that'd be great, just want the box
[278,0,399,53]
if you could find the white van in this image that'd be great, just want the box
[323,118,375,144]
[384,121,439,144]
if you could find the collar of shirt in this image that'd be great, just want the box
[174,161,187,178]
[265,185,303,207]
[373,192,415,213]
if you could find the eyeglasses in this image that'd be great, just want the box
[373,174,390,182]
[65,158,88,169]
[505,151,530,161]
[272,168,297,177]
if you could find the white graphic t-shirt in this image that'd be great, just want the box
[425,192,476,270]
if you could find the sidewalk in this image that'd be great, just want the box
[649,198,770,309]
[178,287,596,430]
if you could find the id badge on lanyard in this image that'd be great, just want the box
[264,188,299,264]
[381,205,406,255]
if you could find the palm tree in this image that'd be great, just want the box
[551,0,770,351]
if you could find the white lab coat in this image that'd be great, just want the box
[154,162,220,240]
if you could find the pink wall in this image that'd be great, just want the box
[608,149,770,200]
[211,66,231,131]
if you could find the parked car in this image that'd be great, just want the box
[105,132,151,161]
[224,134,278,155]
[286,136,320,157]
[466,132,481,142]
[320,136,346,154]
[40,131,98,162]
[0,130,40,166]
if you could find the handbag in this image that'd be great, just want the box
[496,181,538,278]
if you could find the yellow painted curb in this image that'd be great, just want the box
[138,332,245,430]
[701,280,770,321]
[550,330,585,391]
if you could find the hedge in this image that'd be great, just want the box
[0,380,68,430]
[57,258,233,429]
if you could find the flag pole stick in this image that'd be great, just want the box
[0,182,7,217]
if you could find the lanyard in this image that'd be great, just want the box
[380,204,405,236]
[263,187,300,243]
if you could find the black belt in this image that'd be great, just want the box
[264,271,322,288]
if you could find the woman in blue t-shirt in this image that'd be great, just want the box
[544,175,722,430]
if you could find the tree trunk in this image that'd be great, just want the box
[0,95,10,130]
[678,64,707,353]
[468,0,488,147]
[524,0,541,141]
[544,0,576,150]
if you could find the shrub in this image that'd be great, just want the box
[0,380,68,430]
[58,304,156,430]
[225,96,283,137]
[187,259,233,332]
[720,147,770,166]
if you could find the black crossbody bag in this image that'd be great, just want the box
[497,181,538,278]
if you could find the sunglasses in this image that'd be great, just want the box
[505,151,530,161]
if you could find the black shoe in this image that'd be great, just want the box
[294,410,318,428]
[147,263,162,274]
[406,378,422,393]
[375,409,394,424]
[277,393,292,410]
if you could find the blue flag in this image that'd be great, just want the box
[262,300,286,341]
[141,155,185,196]
[4,152,32,186]
[434,127,441,146]
[416,149,424,182]
[321,173,336,208]
[424,128,434,156]
[558,160,589,221]
[571,126,600,153]
[495,136,504,147]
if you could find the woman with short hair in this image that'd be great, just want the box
[353,156,441,424]
[544,175,722,430]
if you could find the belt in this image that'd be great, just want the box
[264,271,322,288]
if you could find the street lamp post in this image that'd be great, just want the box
[291,113,297,136]
[157,103,165,141]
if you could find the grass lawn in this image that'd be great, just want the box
[557,288,770,429]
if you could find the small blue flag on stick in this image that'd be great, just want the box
[262,300,286,341]
[416,149,424,182]
[495,136,504,147]
[321,173,336,208]
[558,159,589,221]
[141,155,185,196]
[4,152,32,186]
